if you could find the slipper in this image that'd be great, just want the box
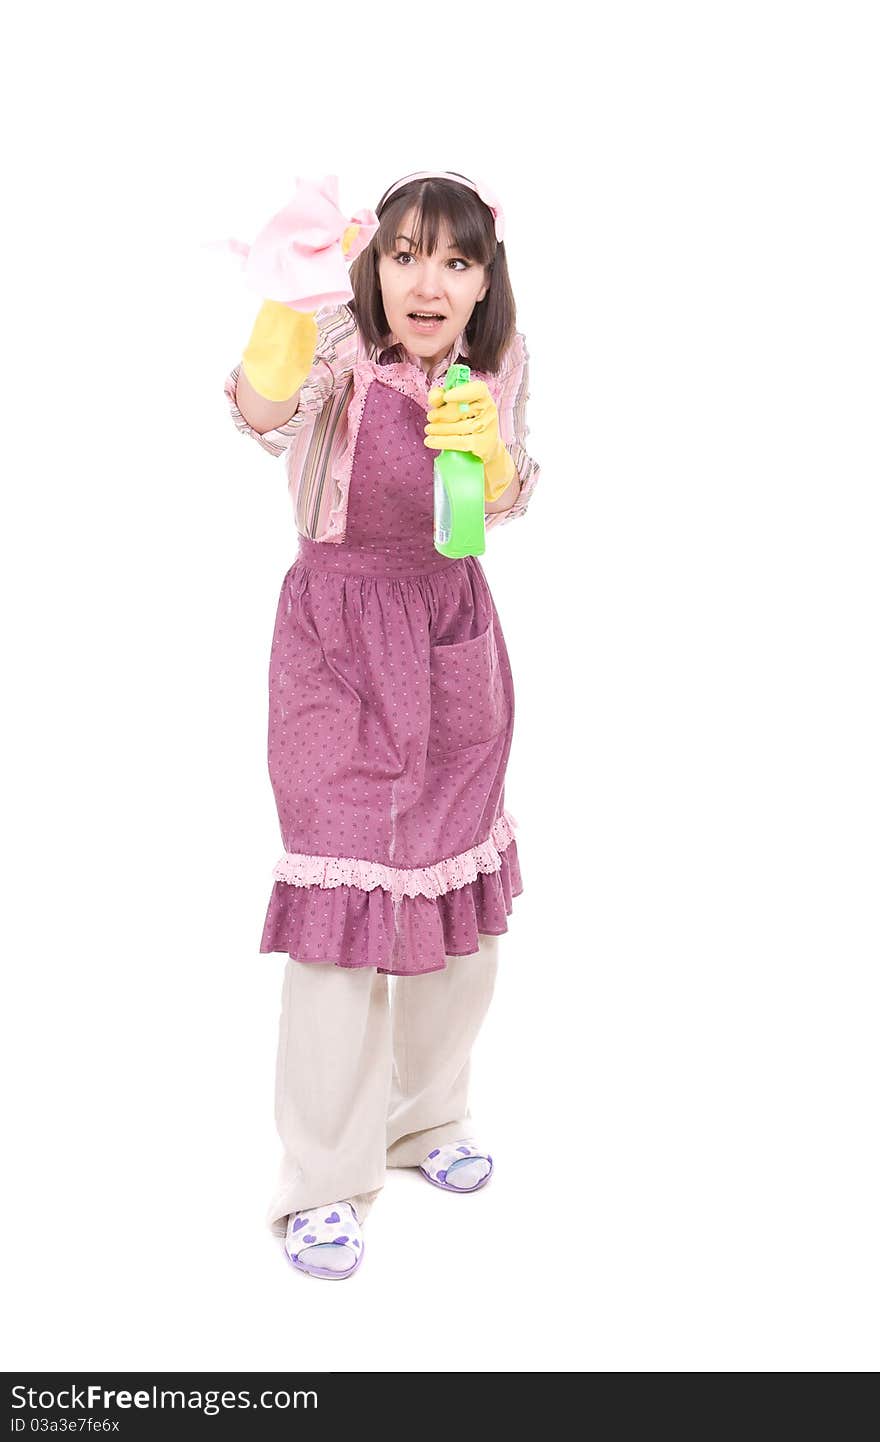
[418,1139,493,1193]
[284,1200,364,1280]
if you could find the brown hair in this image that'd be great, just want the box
[347,175,517,376]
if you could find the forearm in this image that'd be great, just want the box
[485,463,522,514]
[235,365,301,434]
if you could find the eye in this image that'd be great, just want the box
[392,252,470,271]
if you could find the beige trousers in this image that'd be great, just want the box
[266,932,499,1237]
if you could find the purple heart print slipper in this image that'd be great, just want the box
[284,1201,364,1279]
[418,1140,494,1193]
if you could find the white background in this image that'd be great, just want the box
[2,0,878,1373]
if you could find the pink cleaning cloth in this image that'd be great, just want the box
[205,174,379,311]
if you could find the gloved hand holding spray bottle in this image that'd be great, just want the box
[426,371,518,558]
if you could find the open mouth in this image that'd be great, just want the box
[407,313,446,331]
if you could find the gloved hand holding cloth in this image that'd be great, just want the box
[210,176,379,401]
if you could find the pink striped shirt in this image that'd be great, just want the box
[223,303,540,542]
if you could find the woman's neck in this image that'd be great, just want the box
[385,332,453,375]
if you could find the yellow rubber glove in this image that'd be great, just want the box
[424,380,517,502]
[240,223,361,402]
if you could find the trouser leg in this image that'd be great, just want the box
[385,933,499,1169]
[266,959,391,1238]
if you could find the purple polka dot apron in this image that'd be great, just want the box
[260,373,522,974]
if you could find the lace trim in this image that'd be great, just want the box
[271,810,518,900]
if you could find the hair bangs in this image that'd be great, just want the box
[377,184,493,269]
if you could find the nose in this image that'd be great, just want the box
[412,262,446,301]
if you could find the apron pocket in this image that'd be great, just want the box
[428,617,506,754]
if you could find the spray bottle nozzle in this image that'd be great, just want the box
[444,363,471,415]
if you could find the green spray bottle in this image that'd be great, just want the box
[433,363,486,558]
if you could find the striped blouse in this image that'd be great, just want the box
[223,303,540,542]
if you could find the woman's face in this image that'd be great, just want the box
[376,207,489,371]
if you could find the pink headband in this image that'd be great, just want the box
[378,171,506,244]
